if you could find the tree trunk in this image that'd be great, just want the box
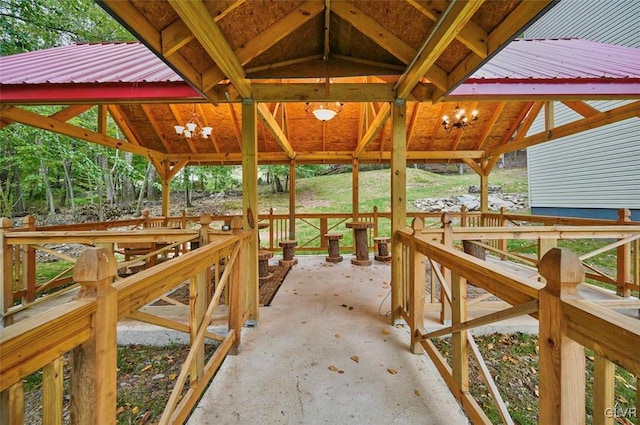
[184,166,192,208]
[147,166,157,201]
[121,152,136,203]
[98,153,115,206]
[36,138,56,217]
[136,163,152,215]
[274,175,284,193]
[62,159,76,214]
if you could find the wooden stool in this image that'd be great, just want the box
[279,240,298,267]
[324,233,343,263]
[346,221,374,266]
[259,250,273,280]
[374,237,391,262]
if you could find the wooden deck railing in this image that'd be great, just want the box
[0,217,252,424]
[398,218,640,424]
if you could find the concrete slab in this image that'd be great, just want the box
[187,256,469,425]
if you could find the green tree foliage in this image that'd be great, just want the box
[0,0,134,55]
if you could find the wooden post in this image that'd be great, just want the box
[288,160,296,240]
[616,208,631,297]
[409,217,425,354]
[161,174,171,217]
[1,217,14,328]
[242,99,259,324]
[70,248,117,425]
[23,215,36,303]
[539,247,585,425]
[43,357,64,425]
[269,208,275,250]
[0,382,24,424]
[229,216,244,353]
[538,237,558,279]
[352,158,359,222]
[451,270,468,393]
[593,354,614,425]
[373,206,379,238]
[320,218,328,249]
[440,214,453,325]
[460,205,467,227]
[479,173,489,216]
[499,207,507,260]
[391,99,407,325]
[189,214,211,384]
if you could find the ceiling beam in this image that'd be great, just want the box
[489,100,640,157]
[330,1,448,91]
[354,103,391,158]
[168,0,251,98]
[561,100,600,118]
[396,0,483,99]
[475,101,505,150]
[250,83,401,102]
[49,105,94,122]
[257,103,296,159]
[107,105,143,146]
[407,0,488,59]
[2,106,165,160]
[433,0,555,101]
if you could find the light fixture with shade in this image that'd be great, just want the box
[442,105,479,132]
[305,102,344,121]
[174,106,213,139]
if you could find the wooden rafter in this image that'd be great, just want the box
[407,0,488,59]
[245,55,323,75]
[107,105,142,146]
[330,1,448,91]
[489,100,640,156]
[2,106,164,160]
[324,0,331,60]
[396,0,482,99]
[406,102,421,150]
[513,101,544,145]
[195,104,220,153]
[145,105,179,153]
[475,101,505,150]
[50,105,94,122]
[228,103,242,149]
[354,103,391,158]
[257,103,295,159]
[462,158,483,175]
[168,1,250,98]
[433,0,554,101]
[561,100,600,118]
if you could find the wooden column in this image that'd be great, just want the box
[1,217,13,328]
[190,214,211,384]
[352,158,359,221]
[616,208,631,297]
[451,271,468,393]
[70,248,117,425]
[242,99,259,324]
[43,357,64,425]
[409,217,425,354]
[440,214,452,325]
[289,160,296,240]
[539,248,585,425]
[390,99,407,325]
[22,215,36,303]
[479,172,489,215]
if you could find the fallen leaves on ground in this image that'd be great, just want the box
[351,356,360,363]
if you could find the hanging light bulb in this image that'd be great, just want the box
[305,102,344,121]
[442,105,479,132]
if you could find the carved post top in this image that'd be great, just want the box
[500,207,506,215]
[411,216,424,233]
[73,248,117,285]
[22,215,36,229]
[441,213,451,228]
[618,208,631,223]
[199,213,212,226]
[231,216,243,234]
[0,217,12,229]
[142,210,150,218]
[539,247,584,299]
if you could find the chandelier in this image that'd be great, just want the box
[442,105,479,132]
[305,102,344,121]
[174,106,213,139]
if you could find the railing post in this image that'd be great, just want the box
[1,217,14,328]
[616,208,631,297]
[460,205,467,227]
[229,216,244,354]
[593,354,615,425]
[22,215,36,303]
[539,247,585,425]
[440,214,452,325]
[373,206,379,238]
[320,217,328,249]
[269,208,274,250]
[409,217,425,354]
[70,248,117,425]
[142,209,150,228]
[190,214,211,383]
[451,269,468,395]
[499,207,507,260]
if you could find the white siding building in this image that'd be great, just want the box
[524,0,640,220]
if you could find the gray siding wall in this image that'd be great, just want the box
[523,1,640,215]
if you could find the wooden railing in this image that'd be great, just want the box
[398,218,640,424]
[0,217,252,424]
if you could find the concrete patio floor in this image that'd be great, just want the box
[186,256,469,425]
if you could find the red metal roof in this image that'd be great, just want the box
[1,39,639,103]
[470,38,640,80]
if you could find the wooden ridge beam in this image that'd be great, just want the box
[257,103,295,159]
[169,0,251,98]
[408,0,488,58]
[2,106,165,160]
[397,0,483,99]
[354,103,391,158]
[331,1,447,91]
[489,100,640,156]
[433,0,554,101]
